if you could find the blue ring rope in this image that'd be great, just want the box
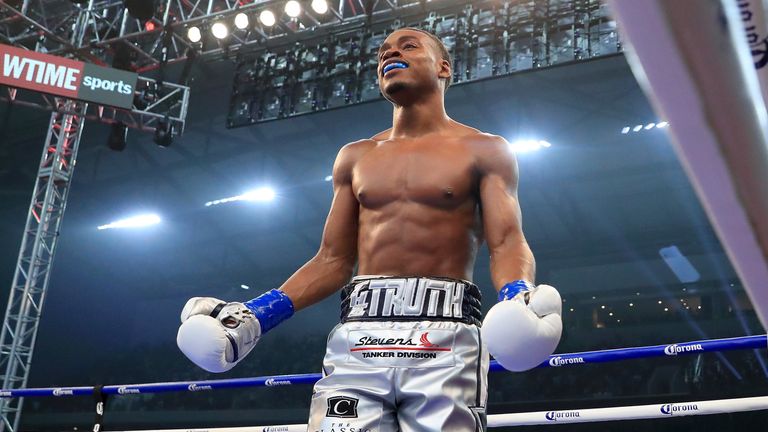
[2,334,764,398]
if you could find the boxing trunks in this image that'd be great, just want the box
[307,275,488,432]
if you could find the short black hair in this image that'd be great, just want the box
[397,27,453,92]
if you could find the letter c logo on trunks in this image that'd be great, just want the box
[326,396,359,418]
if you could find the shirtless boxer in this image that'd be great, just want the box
[177,28,563,432]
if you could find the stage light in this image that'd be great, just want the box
[285,0,302,18]
[154,120,173,147]
[97,214,161,230]
[324,175,333,181]
[187,26,202,43]
[656,121,669,128]
[259,10,276,26]
[243,187,276,202]
[107,122,128,152]
[621,126,630,134]
[205,187,277,207]
[234,12,249,30]
[311,0,329,14]
[508,139,551,153]
[211,21,229,39]
[145,21,156,31]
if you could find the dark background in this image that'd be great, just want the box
[0,52,766,430]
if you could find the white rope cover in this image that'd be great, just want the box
[108,396,768,431]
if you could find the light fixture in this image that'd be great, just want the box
[324,175,333,182]
[234,12,249,30]
[259,10,276,26]
[311,0,329,14]
[97,214,161,230]
[508,139,551,153]
[154,119,173,148]
[243,187,276,202]
[285,0,302,18]
[187,26,202,43]
[107,122,128,152]
[211,21,229,39]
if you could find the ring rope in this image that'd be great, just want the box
[1,334,764,398]
[102,396,768,431]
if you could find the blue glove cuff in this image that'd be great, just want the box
[498,280,534,302]
[244,289,295,334]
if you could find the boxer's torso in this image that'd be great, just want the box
[352,121,487,281]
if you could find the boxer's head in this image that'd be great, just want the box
[377,28,452,104]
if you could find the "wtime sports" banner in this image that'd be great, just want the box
[0,44,138,109]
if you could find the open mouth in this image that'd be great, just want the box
[382,62,408,76]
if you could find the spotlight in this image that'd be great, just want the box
[97,213,161,230]
[259,10,276,26]
[107,122,128,152]
[145,21,156,32]
[243,187,276,202]
[187,26,202,43]
[285,0,302,18]
[508,139,551,153]
[211,21,229,39]
[234,12,249,30]
[311,0,329,14]
[154,119,173,148]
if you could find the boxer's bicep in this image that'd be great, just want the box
[279,143,364,310]
[318,157,359,264]
[478,144,523,253]
[477,137,535,287]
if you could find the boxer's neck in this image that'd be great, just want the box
[389,92,450,139]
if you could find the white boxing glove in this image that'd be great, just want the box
[177,298,262,373]
[481,281,562,372]
[176,290,295,373]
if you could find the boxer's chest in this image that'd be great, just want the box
[352,139,477,209]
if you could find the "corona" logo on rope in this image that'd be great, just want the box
[660,403,699,415]
[548,356,585,367]
[663,344,704,356]
[545,411,581,421]
[187,383,213,392]
[265,378,292,386]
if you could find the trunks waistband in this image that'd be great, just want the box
[339,276,482,326]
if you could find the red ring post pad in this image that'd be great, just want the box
[1,335,764,398]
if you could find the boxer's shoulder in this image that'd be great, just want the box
[333,139,378,183]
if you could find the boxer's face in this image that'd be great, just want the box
[377,29,449,102]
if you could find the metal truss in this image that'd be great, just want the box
[0,99,87,432]
[0,75,189,134]
[227,0,619,126]
[0,0,452,72]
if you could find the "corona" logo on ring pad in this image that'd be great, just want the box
[346,329,456,367]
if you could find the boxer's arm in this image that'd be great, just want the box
[277,141,366,311]
[476,135,536,291]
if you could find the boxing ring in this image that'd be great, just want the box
[2,334,766,430]
[3,0,768,430]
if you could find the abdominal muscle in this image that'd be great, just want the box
[356,200,481,281]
